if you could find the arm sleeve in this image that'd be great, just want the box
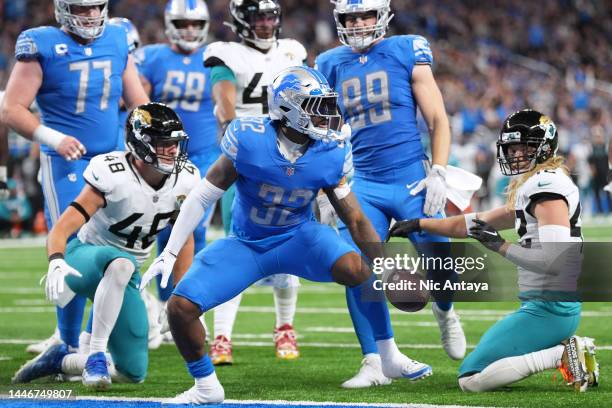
[165,178,225,255]
[210,65,237,86]
[504,225,577,275]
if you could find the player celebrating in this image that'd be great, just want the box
[12,103,198,390]
[389,110,599,392]
[202,0,307,364]
[315,0,464,387]
[136,0,218,328]
[1,0,149,355]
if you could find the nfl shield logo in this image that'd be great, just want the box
[286,167,294,176]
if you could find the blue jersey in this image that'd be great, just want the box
[136,44,218,159]
[220,117,352,240]
[315,35,432,178]
[15,25,129,157]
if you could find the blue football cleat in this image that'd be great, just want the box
[82,352,111,390]
[12,343,71,383]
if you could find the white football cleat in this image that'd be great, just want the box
[164,383,224,405]
[381,353,432,381]
[26,328,62,354]
[341,354,392,388]
[432,304,466,360]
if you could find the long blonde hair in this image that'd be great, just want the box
[505,156,569,210]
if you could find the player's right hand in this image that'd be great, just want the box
[387,219,421,241]
[56,136,87,161]
[140,250,177,291]
[42,259,82,302]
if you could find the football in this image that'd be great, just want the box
[382,268,430,312]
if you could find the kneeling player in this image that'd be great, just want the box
[12,103,198,389]
[141,66,432,404]
[389,110,599,392]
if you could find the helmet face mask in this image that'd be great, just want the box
[497,110,559,176]
[54,0,109,40]
[269,67,344,142]
[126,103,189,175]
[165,0,210,52]
[333,0,393,50]
[229,0,281,50]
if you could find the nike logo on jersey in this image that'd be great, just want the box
[92,172,99,181]
[406,180,419,189]
[538,181,552,187]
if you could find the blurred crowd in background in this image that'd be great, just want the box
[0,0,611,237]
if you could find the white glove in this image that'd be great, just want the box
[140,250,176,291]
[316,193,337,226]
[41,258,82,303]
[409,164,447,216]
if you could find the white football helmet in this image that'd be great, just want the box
[165,0,210,52]
[54,0,109,40]
[268,66,348,143]
[332,0,393,50]
[108,17,141,53]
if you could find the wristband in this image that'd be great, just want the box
[48,252,64,262]
[33,125,66,149]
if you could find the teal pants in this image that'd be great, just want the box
[64,239,148,382]
[459,301,581,376]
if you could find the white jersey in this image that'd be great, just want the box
[513,168,582,293]
[204,39,307,117]
[78,152,200,266]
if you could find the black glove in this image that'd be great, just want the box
[387,219,421,241]
[468,219,506,252]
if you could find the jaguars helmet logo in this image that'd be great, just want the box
[130,108,153,141]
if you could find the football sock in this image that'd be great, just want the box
[56,294,86,349]
[62,353,121,380]
[155,226,174,301]
[214,293,242,340]
[90,258,134,354]
[458,345,564,392]
[350,273,393,341]
[345,286,378,355]
[273,286,297,327]
[376,338,402,362]
[78,331,91,355]
[187,354,215,379]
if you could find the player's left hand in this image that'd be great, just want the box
[387,219,421,241]
[409,164,447,216]
[468,219,506,252]
[140,250,176,291]
[42,259,82,302]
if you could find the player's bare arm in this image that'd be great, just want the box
[122,55,150,110]
[212,81,237,131]
[205,153,239,191]
[47,185,105,257]
[411,64,450,167]
[325,188,384,261]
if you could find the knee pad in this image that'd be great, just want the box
[105,258,135,288]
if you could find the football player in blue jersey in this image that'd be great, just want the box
[136,0,218,341]
[1,0,149,356]
[315,0,465,387]
[108,17,141,151]
[140,66,432,404]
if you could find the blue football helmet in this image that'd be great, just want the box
[165,0,210,52]
[108,17,141,53]
[332,0,393,50]
[54,0,109,40]
[268,66,347,143]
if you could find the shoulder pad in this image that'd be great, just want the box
[15,28,45,61]
[523,168,576,200]
[408,35,433,65]
[83,152,129,195]
[277,39,307,62]
[204,42,243,71]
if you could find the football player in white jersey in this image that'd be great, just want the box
[12,103,199,390]
[389,110,599,392]
[202,0,307,364]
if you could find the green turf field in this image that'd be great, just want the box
[0,225,611,407]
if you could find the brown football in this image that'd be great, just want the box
[382,269,429,312]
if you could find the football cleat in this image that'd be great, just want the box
[559,336,599,392]
[381,353,432,381]
[274,324,300,360]
[210,335,233,365]
[163,383,224,405]
[25,328,62,354]
[82,352,112,390]
[12,343,72,383]
[432,304,467,360]
[341,354,392,388]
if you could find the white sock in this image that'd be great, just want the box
[376,338,401,362]
[273,286,297,327]
[78,331,91,355]
[459,345,564,392]
[213,294,242,340]
[90,259,134,354]
[195,371,221,390]
[61,353,88,376]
